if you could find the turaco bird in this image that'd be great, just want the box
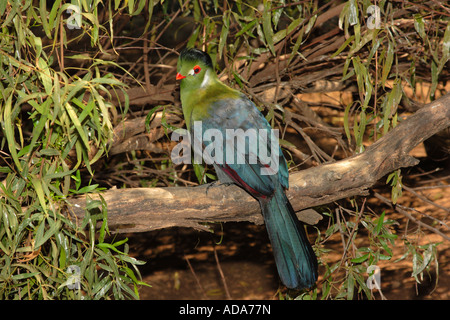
[176,48,318,290]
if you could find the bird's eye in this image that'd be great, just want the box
[193,65,201,74]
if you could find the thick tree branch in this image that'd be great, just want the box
[68,93,450,233]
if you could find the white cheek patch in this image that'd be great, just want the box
[200,69,210,88]
[188,68,195,76]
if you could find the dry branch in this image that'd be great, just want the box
[68,93,450,233]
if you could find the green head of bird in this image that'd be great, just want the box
[176,48,215,90]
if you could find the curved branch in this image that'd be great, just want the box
[67,93,450,233]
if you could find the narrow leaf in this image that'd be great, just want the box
[262,1,275,56]
[64,102,90,150]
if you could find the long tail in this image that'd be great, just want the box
[260,187,318,290]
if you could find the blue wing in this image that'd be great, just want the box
[197,94,289,198]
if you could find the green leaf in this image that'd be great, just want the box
[235,19,257,38]
[39,148,60,157]
[32,35,43,60]
[381,41,394,87]
[187,26,201,49]
[218,12,230,58]
[35,217,61,249]
[91,77,123,86]
[379,238,393,256]
[347,271,354,300]
[414,14,426,40]
[12,272,40,281]
[144,0,155,33]
[193,163,206,184]
[70,184,100,194]
[48,0,62,30]
[288,25,306,65]
[273,16,304,45]
[412,245,434,278]
[97,242,125,254]
[278,139,296,148]
[112,238,129,248]
[3,94,22,171]
[118,254,147,266]
[37,57,53,96]
[262,1,275,56]
[145,105,164,132]
[442,22,450,62]
[430,60,438,100]
[93,275,113,298]
[64,102,90,150]
[374,211,386,235]
[386,170,396,185]
[31,177,48,215]
[351,253,369,263]
[343,102,353,145]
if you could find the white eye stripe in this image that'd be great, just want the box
[188,69,195,76]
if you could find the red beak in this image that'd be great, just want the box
[176,73,186,80]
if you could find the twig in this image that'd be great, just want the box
[213,246,232,300]
[403,184,450,214]
[143,27,152,92]
[336,199,366,270]
[184,254,208,299]
[374,192,450,241]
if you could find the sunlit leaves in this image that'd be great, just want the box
[0,0,141,300]
[386,169,402,205]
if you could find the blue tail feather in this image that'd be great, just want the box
[260,187,318,289]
